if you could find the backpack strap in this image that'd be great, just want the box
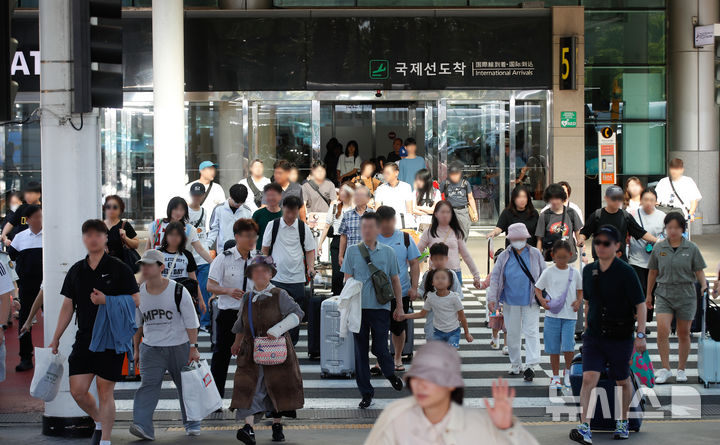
[153,219,163,247]
[199,181,213,206]
[307,180,331,206]
[403,231,410,248]
[268,218,281,257]
[174,281,184,314]
[298,219,306,252]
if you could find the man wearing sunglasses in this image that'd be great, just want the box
[577,185,656,261]
[570,225,647,444]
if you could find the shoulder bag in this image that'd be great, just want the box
[656,178,687,215]
[358,243,395,305]
[307,180,331,206]
[247,292,287,365]
[119,220,140,273]
[545,269,574,315]
[246,178,263,208]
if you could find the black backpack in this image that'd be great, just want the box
[173,281,184,313]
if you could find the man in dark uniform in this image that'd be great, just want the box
[49,219,139,445]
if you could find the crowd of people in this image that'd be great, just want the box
[0,148,712,444]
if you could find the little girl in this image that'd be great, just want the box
[534,239,582,389]
[402,268,473,348]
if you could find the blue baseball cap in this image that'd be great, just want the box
[198,160,218,171]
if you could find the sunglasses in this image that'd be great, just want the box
[104,204,119,210]
[593,239,614,247]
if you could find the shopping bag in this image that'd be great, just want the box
[630,349,655,388]
[181,359,222,421]
[0,342,6,383]
[30,347,64,401]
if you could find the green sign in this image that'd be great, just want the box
[369,59,389,80]
[560,111,577,128]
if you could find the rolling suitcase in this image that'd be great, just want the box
[306,294,327,359]
[320,296,355,378]
[698,290,720,388]
[402,302,414,359]
[569,353,644,432]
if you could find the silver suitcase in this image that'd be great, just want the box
[320,296,355,378]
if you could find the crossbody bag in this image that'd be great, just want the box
[358,243,395,305]
[247,292,287,365]
[511,248,544,305]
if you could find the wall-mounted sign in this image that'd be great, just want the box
[560,111,576,128]
[559,36,577,90]
[598,126,616,185]
[694,24,718,48]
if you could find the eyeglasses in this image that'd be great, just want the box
[104,204,119,210]
[593,239,613,247]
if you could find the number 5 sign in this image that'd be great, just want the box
[559,36,577,90]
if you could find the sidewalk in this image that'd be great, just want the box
[1,418,719,444]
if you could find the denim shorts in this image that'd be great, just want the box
[543,316,576,354]
[434,327,461,348]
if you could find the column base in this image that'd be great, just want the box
[42,415,94,438]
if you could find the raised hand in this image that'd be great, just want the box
[483,377,515,431]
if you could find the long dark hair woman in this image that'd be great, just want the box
[146,196,213,263]
[103,194,140,264]
[487,185,539,247]
[417,201,483,289]
[317,182,355,296]
[412,168,441,233]
[337,140,362,183]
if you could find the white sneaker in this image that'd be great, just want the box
[186,428,201,436]
[564,369,572,388]
[676,369,688,383]
[490,338,500,350]
[508,366,522,375]
[655,368,673,384]
[549,376,563,390]
[502,346,509,355]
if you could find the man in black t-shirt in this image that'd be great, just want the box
[49,219,139,445]
[577,185,656,261]
[570,225,647,444]
[1,181,41,245]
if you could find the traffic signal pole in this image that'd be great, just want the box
[39,0,101,436]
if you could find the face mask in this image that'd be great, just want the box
[510,240,526,250]
[9,204,19,212]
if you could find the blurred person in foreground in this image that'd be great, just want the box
[364,341,539,445]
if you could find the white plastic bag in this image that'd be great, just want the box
[30,347,64,402]
[0,341,6,383]
[181,359,222,421]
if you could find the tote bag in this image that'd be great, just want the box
[181,359,223,421]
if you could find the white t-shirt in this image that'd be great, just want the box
[187,207,209,266]
[655,176,702,217]
[239,176,271,214]
[375,181,414,229]
[423,291,464,333]
[159,249,197,280]
[337,154,362,176]
[186,180,226,224]
[414,188,441,226]
[136,280,200,347]
[262,218,316,284]
[0,253,16,295]
[534,265,582,320]
[326,203,353,233]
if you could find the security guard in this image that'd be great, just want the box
[206,218,259,399]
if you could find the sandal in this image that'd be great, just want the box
[395,364,406,372]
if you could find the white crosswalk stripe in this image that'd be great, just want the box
[113,279,720,416]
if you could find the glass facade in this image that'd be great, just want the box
[0,104,41,211]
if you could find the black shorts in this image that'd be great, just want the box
[390,296,411,336]
[581,333,634,381]
[69,341,126,382]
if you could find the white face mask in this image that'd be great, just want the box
[9,204,19,212]
[510,240,527,250]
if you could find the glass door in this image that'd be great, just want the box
[442,100,509,225]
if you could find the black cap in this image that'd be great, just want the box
[448,161,463,174]
[190,182,206,196]
[594,224,621,242]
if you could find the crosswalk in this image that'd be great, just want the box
[113,279,720,418]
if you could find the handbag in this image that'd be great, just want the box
[511,248,545,305]
[247,292,288,366]
[358,243,395,305]
[657,179,688,215]
[488,311,506,332]
[630,349,655,388]
[120,221,140,273]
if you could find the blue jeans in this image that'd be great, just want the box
[434,327,461,348]
[454,269,463,285]
[196,263,211,327]
[353,309,395,397]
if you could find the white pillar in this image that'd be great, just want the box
[152,0,186,218]
[39,0,101,436]
[217,102,244,187]
[668,0,719,226]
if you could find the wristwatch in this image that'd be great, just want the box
[636,332,646,339]
[190,343,199,348]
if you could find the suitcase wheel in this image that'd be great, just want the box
[633,427,640,433]
[320,372,327,379]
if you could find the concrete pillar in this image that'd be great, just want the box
[551,6,586,213]
[39,0,101,436]
[668,0,719,226]
[217,102,245,187]
[152,0,185,218]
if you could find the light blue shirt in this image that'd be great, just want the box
[378,231,421,296]
[501,248,532,306]
[398,157,427,188]
[341,241,400,310]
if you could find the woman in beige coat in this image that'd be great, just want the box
[364,341,539,445]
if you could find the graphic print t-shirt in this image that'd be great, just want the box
[535,207,583,262]
[136,280,200,347]
[159,248,197,280]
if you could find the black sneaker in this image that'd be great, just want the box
[358,395,373,409]
[388,375,404,391]
[90,429,102,445]
[271,423,285,442]
[369,366,382,377]
[236,424,256,445]
[15,359,33,372]
[523,367,535,382]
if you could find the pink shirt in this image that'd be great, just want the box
[417,226,479,277]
